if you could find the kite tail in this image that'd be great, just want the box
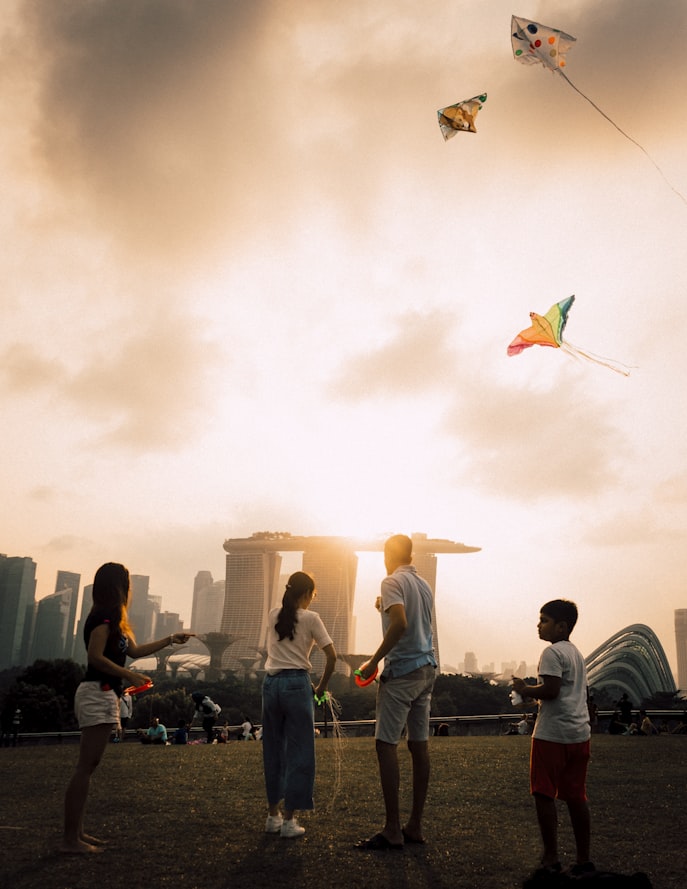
[561,339,632,376]
[558,71,687,207]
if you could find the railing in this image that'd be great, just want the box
[5,710,685,745]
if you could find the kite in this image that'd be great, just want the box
[507,295,631,376]
[511,15,686,205]
[437,93,487,139]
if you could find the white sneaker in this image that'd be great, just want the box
[280,818,305,838]
[265,814,283,833]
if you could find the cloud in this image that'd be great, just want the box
[42,533,95,554]
[0,343,66,392]
[328,310,458,399]
[441,375,627,500]
[14,0,275,259]
[1,309,224,452]
[65,311,224,450]
[28,485,59,503]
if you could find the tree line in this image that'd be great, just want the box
[1,659,681,736]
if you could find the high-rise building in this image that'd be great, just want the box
[31,588,73,662]
[54,570,80,659]
[410,545,441,669]
[675,609,687,693]
[149,595,162,638]
[156,611,183,637]
[129,575,152,640]
[302,541,358,673]
[464,651,478,673]
[191,575,225,634]
[0,555,37,670]
[221,548,282,661]
[72,583,93,665]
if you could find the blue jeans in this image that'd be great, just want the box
[262,670,315,811]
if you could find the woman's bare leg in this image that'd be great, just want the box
[61,723,114,853]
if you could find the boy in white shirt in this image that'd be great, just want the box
[512,599,594,878]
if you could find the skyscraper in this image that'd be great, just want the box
[191,575,225,634]
[221,548,282,661]
[129,575,152,640]
[464,651,478,673]
[675,609,687,693]
[55,570,80,659]
[31,588,72,662]
[72,583,93,665]
[0,554,37,670]
[302,541,358,673]
[410,546,440,669]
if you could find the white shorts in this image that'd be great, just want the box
[74,681,121,730]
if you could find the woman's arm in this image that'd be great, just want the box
[126,632,194,660]
[313,643,337,698]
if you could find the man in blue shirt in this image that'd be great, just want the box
[356,534,437,851]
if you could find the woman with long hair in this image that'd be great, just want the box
[262,571,336,838]
[61,562,193,853]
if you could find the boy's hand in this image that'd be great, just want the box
[511,676,527,695]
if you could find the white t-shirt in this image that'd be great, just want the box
[532,640,590,744]
[264,607,333,674]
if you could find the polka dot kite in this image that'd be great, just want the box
[510,14,687,205]
[511,15,575,71]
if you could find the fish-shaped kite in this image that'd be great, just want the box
[511,15,686,204]
[437,93,487,139]
[507,295,631,376]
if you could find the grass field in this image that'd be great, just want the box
[0,734,684,889]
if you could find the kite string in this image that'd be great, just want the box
[318,693,346,812]
[558,70,687,206]
[561,339,633,376]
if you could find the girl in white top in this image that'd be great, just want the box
[261,572,336,839]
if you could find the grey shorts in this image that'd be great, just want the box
[375,664,436,744]
[74,681,120,729]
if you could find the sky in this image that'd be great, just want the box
[2,0,686,680]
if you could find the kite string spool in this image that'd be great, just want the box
[354,666,378,687]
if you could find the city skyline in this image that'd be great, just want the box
[2,540,682,688]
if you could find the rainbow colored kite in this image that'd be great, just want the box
[507,295,631,375]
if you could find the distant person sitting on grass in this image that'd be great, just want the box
[608,712,627,735]
[61,561,193,854]
[512,599,594,879]
[173,720,189,745]
[141,717,167,745]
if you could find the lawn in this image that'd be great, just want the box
[0,734,684,889]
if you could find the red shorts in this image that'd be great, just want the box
[530,738,590,802]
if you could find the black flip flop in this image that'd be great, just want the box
[401,828,425,845]
[355,833,403,851]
